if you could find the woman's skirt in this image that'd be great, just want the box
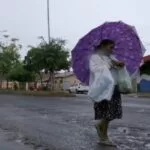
[94,86,122,121]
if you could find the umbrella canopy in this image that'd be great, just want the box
[72,21,146,85]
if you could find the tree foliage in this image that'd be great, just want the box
[0,34,21,89]
[40,39,69,72]
[0,33,70,90]
[140,62,150,75]
[8,62,35,82]
[24,38,70,85]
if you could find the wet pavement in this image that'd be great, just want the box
[0,94,149,150]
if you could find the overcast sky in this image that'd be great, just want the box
[0,0,150,57]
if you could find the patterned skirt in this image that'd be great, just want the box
[94,86,122,121]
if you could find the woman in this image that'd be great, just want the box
[88,39,124,146]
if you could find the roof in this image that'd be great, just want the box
[55,71,74,78]
[36,71,75,82]
[144,55,150,63]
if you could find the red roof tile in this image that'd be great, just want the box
[144,55,150,63]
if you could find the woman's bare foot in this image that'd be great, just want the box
[98,139,117,147]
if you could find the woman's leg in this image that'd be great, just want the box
[97,120,117,147]
[103,120,110,140]
[96,119,109,141]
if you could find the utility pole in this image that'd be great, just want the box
[47,0,50,43]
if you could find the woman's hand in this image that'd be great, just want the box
[112,60,125,67]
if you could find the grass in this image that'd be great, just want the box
[0,89,76,97]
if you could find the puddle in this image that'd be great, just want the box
[117,144,131,150]
[145,143,150,149]
[0,127,49,150]
[41,114,48,119]
[111,126,149,150]
[147,133,150,137]
[117,127,130,134]
[137,109,145,113]
[15,139,22,143]
[15,133,24,144]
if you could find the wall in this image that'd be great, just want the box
[140,74,150,92]
[55,75,80,90]
[132,79,138,93]
[0,81,18,89]
[63,75,80,85]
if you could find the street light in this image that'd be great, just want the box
[47,0,50,43]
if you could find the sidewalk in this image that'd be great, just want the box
[126,93,150,98]
[137,93,150,98]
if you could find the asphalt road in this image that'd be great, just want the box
[0,94,149,150]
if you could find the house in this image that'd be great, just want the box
[139,55,150,92]
[30,71,80,91]
[54,72,80,90]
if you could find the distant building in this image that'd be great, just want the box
[34,71,80,91]
[139,55,150,92]
[54,72,80,90]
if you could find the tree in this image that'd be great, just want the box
[0,42,20,88]
[8,62,36,90]
[38,38,69,89]
[24,38,70,90]
[0,32,21,88]
[140,62,150,75]
[8,63,35,82]
[41,39,69,67]
[24,47,45,84]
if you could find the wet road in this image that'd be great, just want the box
[0,94,149,150]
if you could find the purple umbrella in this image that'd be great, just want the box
[72,21,145,85]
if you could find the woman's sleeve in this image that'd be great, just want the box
[89,54,106,73]
[88,54,115,102]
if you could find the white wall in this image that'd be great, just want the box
[140,74,150,81]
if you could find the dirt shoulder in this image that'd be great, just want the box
[0,90,76,97]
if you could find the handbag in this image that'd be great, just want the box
[117,67,133,94]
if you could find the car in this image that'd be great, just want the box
[69,83,89,94]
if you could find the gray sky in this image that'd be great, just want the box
[0,0,150,57]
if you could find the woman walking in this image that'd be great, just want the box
[72,21,145,147]
[88,39,124,146]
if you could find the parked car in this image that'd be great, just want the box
[69,83,89,94]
